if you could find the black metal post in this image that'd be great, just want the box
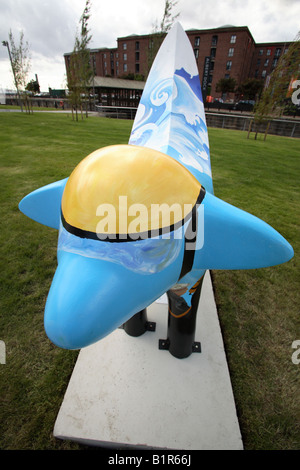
[122,309,156,337]
[159,277,204,359]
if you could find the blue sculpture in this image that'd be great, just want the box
[19,24,293,356]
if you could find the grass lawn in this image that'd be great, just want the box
[210,128,300,450]
[1,104,68,112]
[0,112,299,450]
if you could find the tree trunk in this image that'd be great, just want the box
[255,122,260,140]
[247,119,253,139]
[264,121,270,141]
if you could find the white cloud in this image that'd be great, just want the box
[0,0,299,91]
[180,0,299,43]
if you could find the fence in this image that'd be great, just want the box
[8,98,296,138]
[205,112,300,138]
[95,105,137,120]
[96,105,300,138]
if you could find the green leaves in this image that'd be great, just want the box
[8,29,31,92]
[67,0,93,120]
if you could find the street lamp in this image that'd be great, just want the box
[2,39,23,111]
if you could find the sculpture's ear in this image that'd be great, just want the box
[193,191,293,269]
[19,178,68,229]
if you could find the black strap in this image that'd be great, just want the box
[178,186,206,281]
[61,187,206,243]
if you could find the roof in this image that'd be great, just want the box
[219,24,236,28]
[186,25,255,43]
[255,41,291,47]
[186,25,249,33]
[64,46,117,56]
[91,76,145,90]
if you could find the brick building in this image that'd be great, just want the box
[249,42,288,80]
[64,25,290,103]
[186,26,257,100]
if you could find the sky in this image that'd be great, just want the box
[0,0,299,92]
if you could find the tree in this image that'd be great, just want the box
[67,0,93,120]
[251,31,300,140]
[77,0,93,117]
[4,30,31,112]
[237,78,264,100]
[215,77,237,99]
[147,0,180,76]
[26,79,40,94]
[159,0,180,33]
[67,52,81,121]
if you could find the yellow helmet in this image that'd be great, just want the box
[61,144,202,241]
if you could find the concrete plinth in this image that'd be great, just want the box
[54,271,243,450]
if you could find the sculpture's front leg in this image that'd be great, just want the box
[160,277,204,358]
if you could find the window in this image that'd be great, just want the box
[123,63,127,72]
[123,43,127,50]
[262,70,267,78]
[228,48,234,57]
[135,63,140,73]
[230,35,236,44]
[210,47,216,58]
[272,58,278,67]
[259,49,264,55]
[267,49,271,56]
[275,48,281,57]
[264,59,269,67]
[194,49,199,59]
[123,53,127,61]
[135,41,140,50]
[212,35,218,46]
[194,36,200,47]
[257,58,261,66]
[225,73,230,79]
[104,53,106,58]
[135,51,140,61]
[226,60,232,70]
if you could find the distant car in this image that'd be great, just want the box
[237,100,255,105]
[233,100,255,111]
[34,92,50,98]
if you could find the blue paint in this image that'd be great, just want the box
[19,23,293,350]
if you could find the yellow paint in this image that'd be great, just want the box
[169,306,192,318]
[189,276,204,294]
[62,144,201,235]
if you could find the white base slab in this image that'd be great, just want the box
[54,271,243,450]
